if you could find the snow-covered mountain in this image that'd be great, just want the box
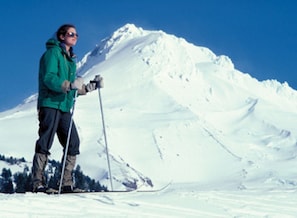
[1,23,297,191]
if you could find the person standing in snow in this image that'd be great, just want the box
[32,24,103,193]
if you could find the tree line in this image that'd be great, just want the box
[0,154,107,193]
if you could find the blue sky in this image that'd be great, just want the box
[0,0,296,111]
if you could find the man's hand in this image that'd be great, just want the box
[85,75,104,92]
[92,75,104,89]
[61,80,70,93]
[70,77,84,90]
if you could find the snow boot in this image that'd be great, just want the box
[32,153,48,192]
[60,155,86,193]
[62,155,76,186]
[61,155,76,191]
[61,185,86,193]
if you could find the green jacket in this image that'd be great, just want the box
[37,38,77,112]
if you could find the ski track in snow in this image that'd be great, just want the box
[1,188,297,217]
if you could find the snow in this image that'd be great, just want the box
[1,23,297,217]
[1,186,297,217]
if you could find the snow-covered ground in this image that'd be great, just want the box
[1,24,297,217]
[1,184,297,217]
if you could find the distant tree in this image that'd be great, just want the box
[74,165,86,190]
[89,178,107,192]
[0,156,106,193]
[0,168,14,193]
[48,167,61,190]
[1,168,12,181]
[8,157,15,165]
[73,165,106,191]
[25,172,32,192]
[14,167,30,193]
[14,172,27,193]
[0,154,27,164]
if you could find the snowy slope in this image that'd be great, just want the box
[75,24,297,190]
[1,23,297,211]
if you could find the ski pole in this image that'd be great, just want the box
[58,90,78,195]
[93,79,114,191]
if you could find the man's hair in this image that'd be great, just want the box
[56,24,76,42]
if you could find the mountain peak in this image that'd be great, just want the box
[113,23,144,37]
[77,24,147,74]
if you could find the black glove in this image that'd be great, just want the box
[85,82,97,92]
[86,75,104,92]
[93,75,104,88]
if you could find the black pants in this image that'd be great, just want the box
[35,107,80,156]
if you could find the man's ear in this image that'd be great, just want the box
[59,34,65,41]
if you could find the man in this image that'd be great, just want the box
[32,24,103,193]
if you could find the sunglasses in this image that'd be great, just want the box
[66,32,79,38]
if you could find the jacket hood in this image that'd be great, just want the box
[45,38,76,59]
[45,38,61,50]
[46,38,76,59]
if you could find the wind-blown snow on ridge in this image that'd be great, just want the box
[1,23,297,191]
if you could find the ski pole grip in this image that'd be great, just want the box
[90,75,103,89]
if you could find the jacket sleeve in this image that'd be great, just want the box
[42,48,67,93]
